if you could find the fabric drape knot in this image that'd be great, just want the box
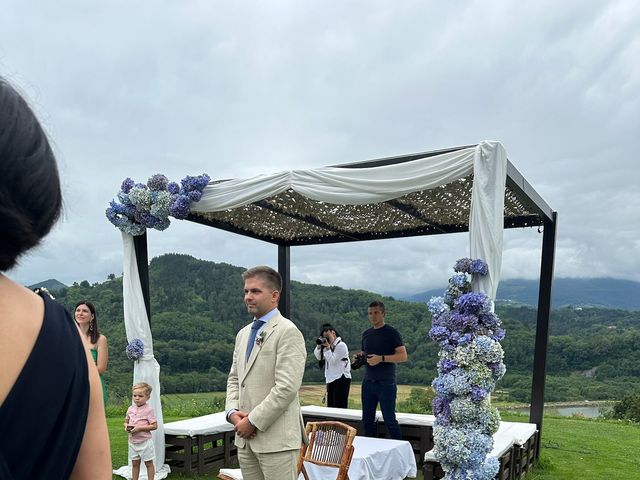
[245,320,263,361]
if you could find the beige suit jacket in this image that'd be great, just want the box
[225,313,307,452]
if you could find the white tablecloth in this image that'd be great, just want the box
[301,405,365,421]
[301,405,436,427]
[164,411,233,436]
[301,436,417,480]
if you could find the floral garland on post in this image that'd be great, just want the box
[126,338,144,361]
[105,173,210,235]
[427,258,506,480]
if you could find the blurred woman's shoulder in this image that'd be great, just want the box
[0,276,45,405]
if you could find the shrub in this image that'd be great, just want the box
[612,394,640,422]
[397,387,435,414]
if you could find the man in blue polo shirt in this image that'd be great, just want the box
[358,300,408,439]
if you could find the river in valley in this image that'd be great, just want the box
[507,403,612,418]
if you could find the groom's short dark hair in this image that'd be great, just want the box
[242,265,282,292]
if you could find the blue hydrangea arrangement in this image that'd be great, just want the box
[428,258,506,479]
[126,338,144,361]
[106,173,210,235]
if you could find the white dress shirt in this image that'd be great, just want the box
[314,336,352,383]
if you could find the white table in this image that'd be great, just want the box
[301,436,417,480]
[164,411,233,436]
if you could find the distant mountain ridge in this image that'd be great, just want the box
[30,274,640,310]
[399,277,640,310]
[29,278,68,291]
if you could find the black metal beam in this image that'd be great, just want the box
[133,232,151,324]
[187,209,543,247]
[506,161,554,221]
[332,144,477,169]
[186,213,286,245]
[278,245,291,319]
[530,211,558,450]
[385,199,452,234]
[279,223,469,246]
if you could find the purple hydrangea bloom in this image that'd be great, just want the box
[138,211,159,228]
[471,386,488,402]
[455,292,491,315]
[117,191,132,205]
[121,177,135,193]
[470,259,489,276]
[147,174,169,191]
[491,328,506,342]
[450,273,469,288]
[126,338,144,360]
[429,325,451,343]
[167,181,180,194]
[180,174,208,192]
[169,195,192,219]
[188,190,203,202]
[478,312,500,330]
[433,395,452,422]
[440,358,458,373]
[454,257,472,273]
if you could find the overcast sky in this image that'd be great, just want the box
[2,0,638,297]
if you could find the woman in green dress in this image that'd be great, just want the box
[75,300,108,405]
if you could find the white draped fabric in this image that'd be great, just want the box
[116,140,507,477]
[113,233,170,479]
[469,141,507,300]
[193,146,476,210]
[193,140,507,299]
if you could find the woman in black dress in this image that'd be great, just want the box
[0,76,111,479]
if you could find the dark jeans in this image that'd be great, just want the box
[361,378,402,440]
[327,375,351,408]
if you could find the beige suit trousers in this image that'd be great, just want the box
[237,442,298,480]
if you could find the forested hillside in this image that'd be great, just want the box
[51,254,640,403]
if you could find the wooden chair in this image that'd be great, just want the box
[297,421,357,480]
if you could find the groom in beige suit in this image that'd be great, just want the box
[225,265,307,480]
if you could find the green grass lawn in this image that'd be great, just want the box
[513,414,640,480]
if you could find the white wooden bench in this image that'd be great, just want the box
[164,412,237,474]
[422,421,537,480]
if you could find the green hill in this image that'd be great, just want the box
[50,254,640,403]
[29,278,67,291]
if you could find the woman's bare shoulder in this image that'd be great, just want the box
[0,276,45,405]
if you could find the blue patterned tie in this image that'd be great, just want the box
[245,320,263,361]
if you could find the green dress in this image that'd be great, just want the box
[90,348,107,405]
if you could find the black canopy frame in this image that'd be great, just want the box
[132,144,556,454]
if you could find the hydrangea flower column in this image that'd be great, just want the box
[428,258,506,479]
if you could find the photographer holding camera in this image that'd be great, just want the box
[313,324,351,408]
[353,300,407,440]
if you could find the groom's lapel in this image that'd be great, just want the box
[242,315,281,379]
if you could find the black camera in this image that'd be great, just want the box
[351,352,366,370]
[316,335,330,345]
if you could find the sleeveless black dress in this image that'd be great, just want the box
[0,293,90,479]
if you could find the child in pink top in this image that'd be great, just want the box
[124,382,158,480]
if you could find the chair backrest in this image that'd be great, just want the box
[297,421,357,480]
